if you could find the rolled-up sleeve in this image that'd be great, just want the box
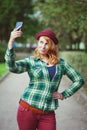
[61,60,85,98]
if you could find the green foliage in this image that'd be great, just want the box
[0,41,7,62]
[34,0,87,50]
[0,0,42,42]
[0,0,87,50]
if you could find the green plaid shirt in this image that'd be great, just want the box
[5,48,84,111]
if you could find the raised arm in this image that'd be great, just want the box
[5,28,29,73]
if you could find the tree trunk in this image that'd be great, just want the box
[85,43,87,53]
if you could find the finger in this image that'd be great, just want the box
[15,25,22,31]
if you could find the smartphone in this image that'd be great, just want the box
[15,21,23,31]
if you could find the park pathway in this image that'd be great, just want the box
[0,72,87,130]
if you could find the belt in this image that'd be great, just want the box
[19,99,54,114]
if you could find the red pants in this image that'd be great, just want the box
[17,105,56,130]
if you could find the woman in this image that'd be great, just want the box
[5,28,84,130]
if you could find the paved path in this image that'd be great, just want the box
[0,73,87,130]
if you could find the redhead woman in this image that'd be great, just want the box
[5,28,84,130]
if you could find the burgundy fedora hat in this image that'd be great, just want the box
[36,29,58,44]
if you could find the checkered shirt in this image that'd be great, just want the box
[5,48,85,111]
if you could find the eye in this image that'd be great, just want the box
[45,43,48,45]
[40,40,43,44]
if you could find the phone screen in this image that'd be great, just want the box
[15,22,23,30]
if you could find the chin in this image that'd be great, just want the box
[39,51,47,55]
[40,53,46,55]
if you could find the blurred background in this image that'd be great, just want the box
[0,0,87,94]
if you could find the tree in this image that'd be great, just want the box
[34,0,87,51]
[0,0,41,42]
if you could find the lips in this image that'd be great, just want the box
[41,49,46,52]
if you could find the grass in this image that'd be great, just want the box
[0,63,7,77]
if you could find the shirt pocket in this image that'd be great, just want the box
[31,66,43,78]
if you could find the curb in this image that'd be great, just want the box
[79,90,87,105]
[0,72,10,83]
[76,89,87,107]
[80,90,87,101]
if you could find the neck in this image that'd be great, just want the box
[40,54,48,60]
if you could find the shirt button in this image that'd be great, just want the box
[45,100,47,103]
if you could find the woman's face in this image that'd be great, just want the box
[37,36,50,55]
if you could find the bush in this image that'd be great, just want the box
[0,41,7,62]
[59,51,87,94]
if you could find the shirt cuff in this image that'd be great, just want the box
[6,48,14,56]
[61,91,69,99]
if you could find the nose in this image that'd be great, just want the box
[42,43,45,49]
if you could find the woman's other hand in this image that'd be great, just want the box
[52,92,64,100]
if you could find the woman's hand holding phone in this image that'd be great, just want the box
[15,22,23,31]
[8,22,23,49]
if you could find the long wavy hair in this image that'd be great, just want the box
[32,36,60,65]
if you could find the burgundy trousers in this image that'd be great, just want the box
[17,105,56,130]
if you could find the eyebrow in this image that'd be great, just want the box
[40,38,48,44]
